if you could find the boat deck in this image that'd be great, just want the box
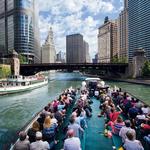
[84,97,113,150]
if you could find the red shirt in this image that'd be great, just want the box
[142,124,150,130]
[109,111,121,122]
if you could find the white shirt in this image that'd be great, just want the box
[123,139,144,150]
[30,140,50,150]
[141,107,150,114]
[136,114,145,120]
[119,127,136,143]
[64,137,81,150]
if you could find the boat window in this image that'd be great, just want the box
[21,82,25,86]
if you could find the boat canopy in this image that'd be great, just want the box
[85,78,101,82]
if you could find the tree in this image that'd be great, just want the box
[18,54,26,64]
[0,65,11,78]
[142,60,150,76]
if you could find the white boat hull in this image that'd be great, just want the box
[0,79,48,95]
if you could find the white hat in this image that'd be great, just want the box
[36,131,42,138]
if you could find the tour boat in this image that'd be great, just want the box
[0,74,48,95]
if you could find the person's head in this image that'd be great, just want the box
[40,113,45,119]
[69,117,75,124]
[50,113,54,119]
[43,116,51,128]
[111,108,115,113]
[144,104,148,108]
[126,131,134,141]
[19,131,27,141]
[36,131,42,140]
[32,121,40,131]
[116,116,123,123]
[67,129,75,138]
[44,106,49,111]
[125,120,131,127]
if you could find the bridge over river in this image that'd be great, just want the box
[20,63,128,75]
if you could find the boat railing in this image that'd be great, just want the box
[120,88,149,106]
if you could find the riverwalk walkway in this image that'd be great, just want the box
[112,78,150,86]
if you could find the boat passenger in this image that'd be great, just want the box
[50,113,58,127]
[13,131,30,150]
[112,116,125,135]
[42,106,51,117]
[109,107,122,122]
[27,121,40,143]
[54,109,66,125]
[42,116,56,143]
[64,129,81,150]
[68,117,84,138]
[37,113,46,130]
[139,120,150,138]
[119,120,136,143]
[123,131,144,150]
[30,131,50,150]
[141,105,150,115]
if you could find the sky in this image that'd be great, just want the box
[38,0,124,59]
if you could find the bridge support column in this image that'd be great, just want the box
[130,48,147,78]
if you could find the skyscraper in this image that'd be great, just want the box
[42,27,56,63]
[0,0,40,63]
[128,0,150,61]
[98,17,118,63]
[84,41,90,63]
[66,34,86,63]
[118,0,128,61]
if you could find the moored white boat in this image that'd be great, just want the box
[0,74,48,95]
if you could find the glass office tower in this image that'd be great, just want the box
[0,0,40,63]
[128,0,150,62]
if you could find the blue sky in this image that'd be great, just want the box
[38,0,123,59]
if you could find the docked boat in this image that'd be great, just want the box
[0,74,48,95]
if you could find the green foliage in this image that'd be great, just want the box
[142,60,150,76]
[111,56,128,63]
[18,54,27,64]
[0,65,11,79]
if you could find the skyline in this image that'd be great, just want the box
[38,0,123,58]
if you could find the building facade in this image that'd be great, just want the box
[56,51,66,63]
[128,0,150,61]
[0,0,40,63]
[118,0,128,61]
[66,34,86,63]
[98,18,118,63]
[84,41,91,63]
[41,27,56,63]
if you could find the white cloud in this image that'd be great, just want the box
[38,0,121,58]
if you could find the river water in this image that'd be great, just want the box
[0,72,150,149]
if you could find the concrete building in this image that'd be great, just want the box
[92,53,98,63]
[42,27,56,63]
[98,17,118,63]
[128,0,150,62]
[56,51,66,63]
[84,41,91,63]
[118,0,128,61]
[0,0,40,63]
[66,34,86,63]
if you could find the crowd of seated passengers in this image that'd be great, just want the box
[98,89,150,150]
[62,89,92,150]
[13,88,76,150]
